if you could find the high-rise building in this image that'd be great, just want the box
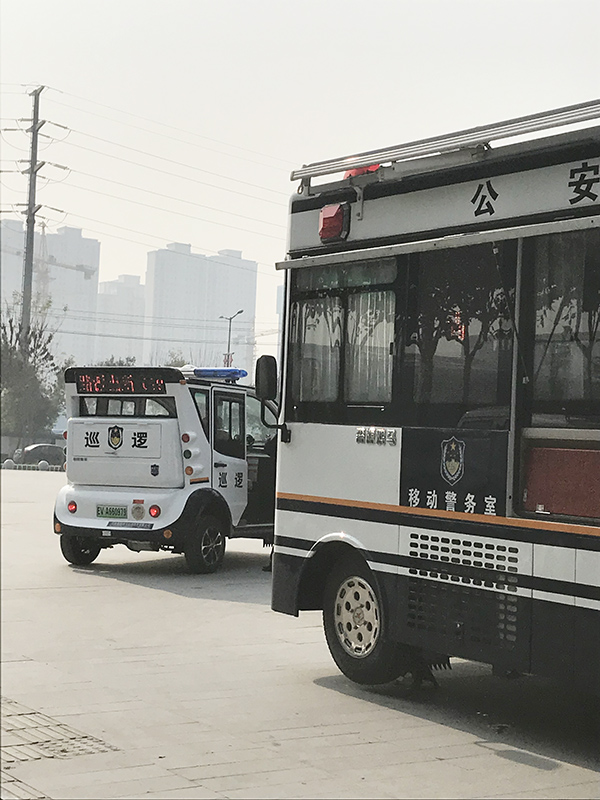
[143,244,257,370]
[0,221,100,365]
[96,275,145,364]
[0,219,26,306]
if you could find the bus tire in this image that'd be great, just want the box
[184,514,226,574]
[60,534,101,566]
[323,555,405,685]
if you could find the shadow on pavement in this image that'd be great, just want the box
[315,661,600,772]
[69,546,272,606]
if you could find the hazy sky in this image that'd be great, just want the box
[1,0,599,337]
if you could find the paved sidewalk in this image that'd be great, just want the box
[1,472,599,799]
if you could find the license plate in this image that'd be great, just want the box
[96,505,127,519]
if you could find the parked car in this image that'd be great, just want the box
[20,444,66,466]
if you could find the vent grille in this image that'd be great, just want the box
[407,579,519,650]
[408,532,519,592]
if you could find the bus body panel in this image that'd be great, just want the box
[276,422,402,506]
[273,116,600,690]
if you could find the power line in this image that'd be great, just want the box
[58,212,283,278]
[44,96,293,172]
[61,166,287,221]
[56,179,286,238]
[51,327,265,346]
[38,135,287,206]
[43,86,294,168]
[45,121,289,197]
[44,309,258,332]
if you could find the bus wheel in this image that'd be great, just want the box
[185,515,226,574]
[323,556,404,685]
[60,534,101,566]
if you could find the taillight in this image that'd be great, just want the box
[319,203,350,242]
[181,433,190,443]
[67,501,77,513]
[149,505,161,518]
[63,430,68,439]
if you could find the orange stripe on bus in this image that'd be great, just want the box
[190,477,210,484]
[276,492,600,537]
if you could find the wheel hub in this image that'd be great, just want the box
[334,575,380,658]
[201,529,223,565]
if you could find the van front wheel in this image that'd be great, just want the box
[323,555,406,685]
[60,534,101,566]
[184,515,226,574]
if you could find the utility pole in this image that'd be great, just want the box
[220,309,243,367]
[21,85,46,345]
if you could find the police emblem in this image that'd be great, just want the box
[441,437,465,485]
[150,464,159,476]
[108,425,123,450]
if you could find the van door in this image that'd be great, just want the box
[211,388,247,525]
[242,395,277,526]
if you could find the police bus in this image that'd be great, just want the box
[54,366,277,573]
[255,100,600,692]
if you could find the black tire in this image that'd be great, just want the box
[60,534,101,566]
[323,554,407,685]
[184,514,226,574]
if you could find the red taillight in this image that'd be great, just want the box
[67,501,77,513]
[63,430,68,440]
[319,203,350,242]
[181,433,190,443]
[149,505,161,518]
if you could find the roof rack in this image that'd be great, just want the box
[291,98,600,181]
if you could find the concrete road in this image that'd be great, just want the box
[1,471,598,800]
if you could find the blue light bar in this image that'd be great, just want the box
[193,368,248,381]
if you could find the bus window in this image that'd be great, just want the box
[403,242,515,428]
[345,290,395,403]
[531,228,600,424]
[290,297,343,402]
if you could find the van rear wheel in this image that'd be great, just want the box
[60,534,101,566]
[184,514,226,574]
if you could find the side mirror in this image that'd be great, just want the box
[255,355,278,401]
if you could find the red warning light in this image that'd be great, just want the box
[343,164,380,179]
[318,203,350,242]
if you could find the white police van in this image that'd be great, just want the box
[53,366,278,573]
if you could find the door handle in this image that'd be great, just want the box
[214,461,227,468]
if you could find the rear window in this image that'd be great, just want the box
[79,396,177,418]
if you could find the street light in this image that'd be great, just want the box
[220,309,243,367]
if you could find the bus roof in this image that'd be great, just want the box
[291,98,600,182]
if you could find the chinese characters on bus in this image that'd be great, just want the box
[468,160,599,218]
[407,487,497,515]
[400,430,508,519]
[471,180,499,217]
[568,161,599,204]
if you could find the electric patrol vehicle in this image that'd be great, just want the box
[54,366,277,573]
